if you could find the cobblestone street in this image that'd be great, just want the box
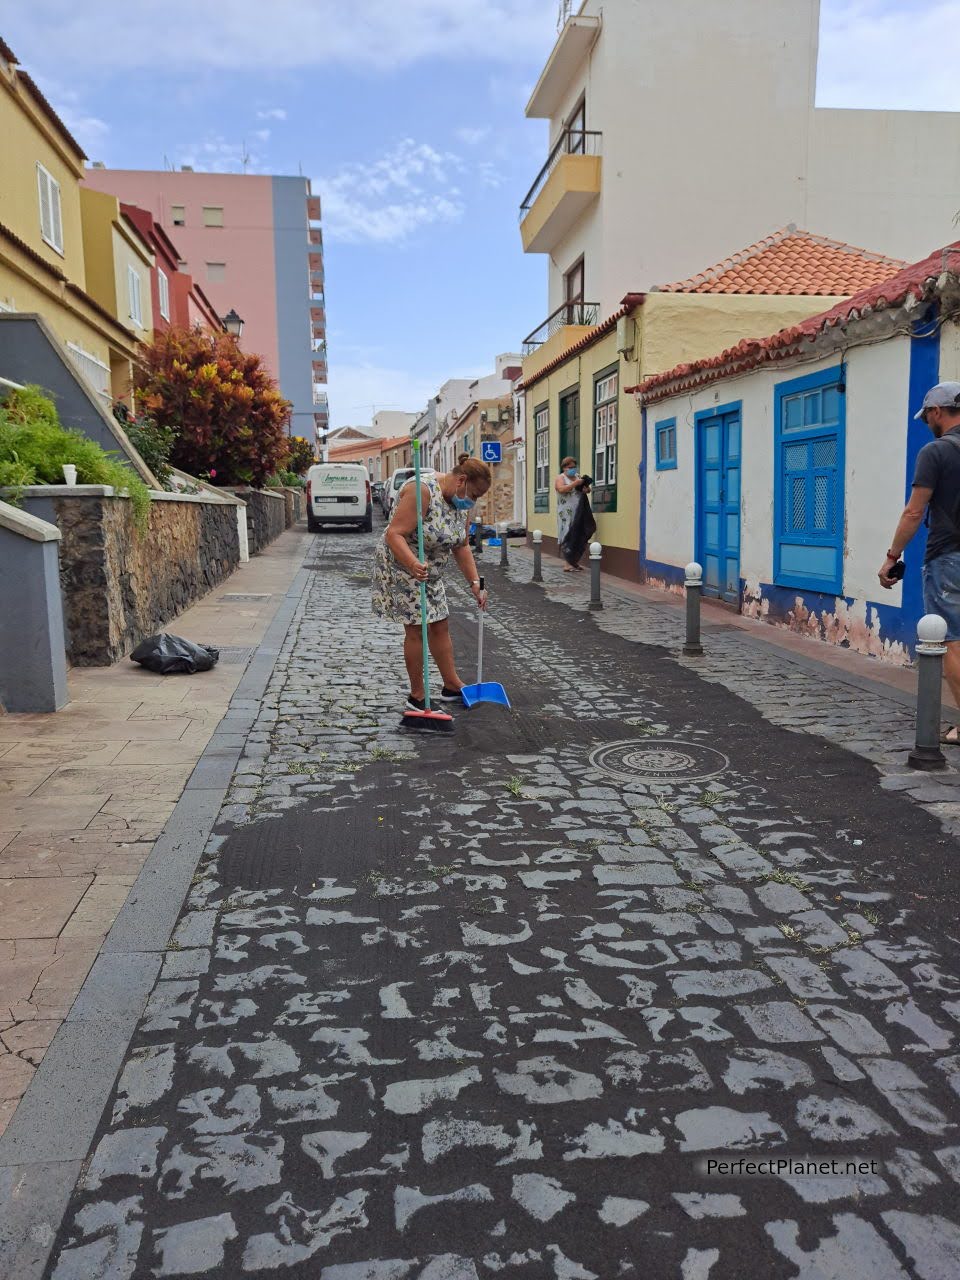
[35,530,960,1278]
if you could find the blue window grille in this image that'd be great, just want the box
[773,367,845,595]
[655,418,677,471]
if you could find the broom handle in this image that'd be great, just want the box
[476,576,484,684]
[413,441,430,706]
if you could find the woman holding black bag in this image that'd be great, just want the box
[555,457,596,570]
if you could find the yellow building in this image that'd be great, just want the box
[0,38,144,405]
[523,228,908,580]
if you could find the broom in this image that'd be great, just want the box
[401,439,453,733]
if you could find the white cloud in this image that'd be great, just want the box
[316,138,466,244]
[175,134,270,174]
[456,126,490,146]
[326,359,445,430]
[256,107,287,120]
[818,0,960,110]
[7,1,557,74]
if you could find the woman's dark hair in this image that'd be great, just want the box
[452,457,492,493]
[560,456,578,470]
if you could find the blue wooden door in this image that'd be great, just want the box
[697,408,741,603]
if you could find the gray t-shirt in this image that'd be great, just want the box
[913,427,960,563]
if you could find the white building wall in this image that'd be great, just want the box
[530,0,960,322]
[644,333,915,657]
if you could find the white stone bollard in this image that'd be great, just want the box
[909,613,948,771]
[683,561,704,656]
[589,541,603,611]
[499,521,509,567]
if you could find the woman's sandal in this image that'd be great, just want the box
[940,725,960,745]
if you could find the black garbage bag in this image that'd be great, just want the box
[130,632,220,675]
[560,489,597,566]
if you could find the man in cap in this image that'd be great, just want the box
[880,381,960,741]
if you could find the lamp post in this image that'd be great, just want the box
[222,309,244,339]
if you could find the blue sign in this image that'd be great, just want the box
[481,440,502,464]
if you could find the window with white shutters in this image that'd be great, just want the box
[158,270,170,320]
[592,366,618,512]
[534,403,550,513]
[36,163,64,253]
[128,266,143,326]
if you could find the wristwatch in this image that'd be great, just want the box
[470,578,482,587]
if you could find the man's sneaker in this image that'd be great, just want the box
[405,695,439,712]
[438,686,464,702]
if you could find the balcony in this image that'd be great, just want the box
[526,14,601,118]
[311,338,327,355]
[313,385,328,407]
[310,290,325,305]
[519,129,601,255]
[312,359,328,381]
[312,320,326,342]
[309,228,323,248]
[308,251,323,271]
[521,300,600,380]
[307,195,322,223]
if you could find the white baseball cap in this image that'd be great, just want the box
[914,381,960,419]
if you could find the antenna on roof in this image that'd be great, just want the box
[558,0,573,28]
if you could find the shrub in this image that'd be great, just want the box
[0,385,151,530]
[113,401,175,489]
[134,327,293,488]
[286,435,316,476]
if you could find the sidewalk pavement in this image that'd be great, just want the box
[505,540,960,720]
[18,527,960,1280]
[0,527,312,1138]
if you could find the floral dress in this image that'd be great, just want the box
[371,474,468,624]
[556,475,580,552]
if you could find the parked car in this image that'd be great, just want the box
[371,480,385,509]
[384,465,435,519]
[305,462,373,533]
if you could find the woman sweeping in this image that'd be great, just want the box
[372,457,491,710]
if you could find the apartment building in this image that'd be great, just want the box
[83,167,325,438]
[519,0,960,371]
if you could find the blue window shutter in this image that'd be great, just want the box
[774,368,845,595]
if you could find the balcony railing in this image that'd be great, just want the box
[519,129,602,220]
[310,290,325,304]
[522,300,600,354]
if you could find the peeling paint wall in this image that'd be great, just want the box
[643,328,925,662]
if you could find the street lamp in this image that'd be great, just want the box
[222,308,244,339]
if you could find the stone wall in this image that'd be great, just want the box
[223,489,287,555]
[279,486,304,528]
[21,490,240,666]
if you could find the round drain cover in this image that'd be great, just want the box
[589,738,729,783]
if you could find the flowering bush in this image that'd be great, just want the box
[112,401,175,488]
[133,327,292,488]
[286,435,316,475]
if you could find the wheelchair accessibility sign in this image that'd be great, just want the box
[481,440,502,464]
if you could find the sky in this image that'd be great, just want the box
[5,0,960,430]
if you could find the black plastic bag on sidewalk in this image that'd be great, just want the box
[560,489,597,566]
[130,632,220,675]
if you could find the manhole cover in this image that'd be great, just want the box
[217,646,254,664]
[589,738,729,783]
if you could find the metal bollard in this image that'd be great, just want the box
[908,614,949,771]
[474,520,484,558]
[683,561,704,656]
[499,522,509,567]
[532,528,543,582]
[589,541,603,611]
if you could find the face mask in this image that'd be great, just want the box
[566,468,578,478]
[452,494,475,511]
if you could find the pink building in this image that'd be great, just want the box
[83,167,325,437]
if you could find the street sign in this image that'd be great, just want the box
[481,440,502,464]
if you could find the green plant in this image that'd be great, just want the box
[507,776,523,797]
[286,435,316,475]
[113,402,175,488]
[0,386,151,530]
[0,452,37,502]
[134,326,292,487]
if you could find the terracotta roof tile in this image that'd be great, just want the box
[631,243,960,403]
[656,226,906,297]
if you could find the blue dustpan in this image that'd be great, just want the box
[460,580,511,709]
[462,680,511,709]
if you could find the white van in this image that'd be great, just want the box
[306,463,373,533]
[384,465,435,519]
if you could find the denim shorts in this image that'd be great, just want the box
[922,550,960,642]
